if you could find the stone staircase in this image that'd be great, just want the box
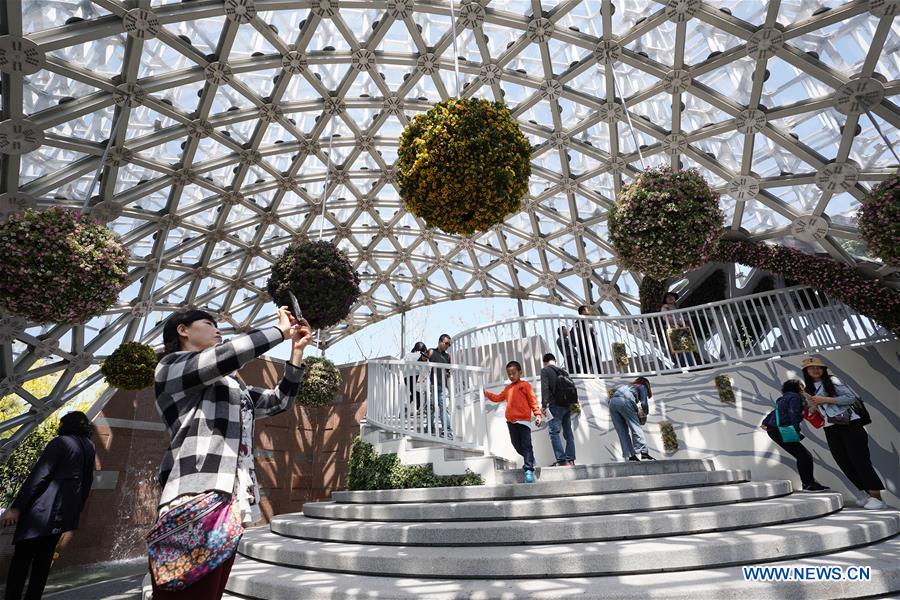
[223,458,900,600]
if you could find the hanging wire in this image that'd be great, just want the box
[318,108,338,241]
[449,0,461,98]
[610,66,646,170]
[314,105,340,354]
[865,110,900,164]
[82,115,124,210]
[138,250,167,343]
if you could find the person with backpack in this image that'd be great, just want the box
[760,379,829,492]
[540,353,578,466]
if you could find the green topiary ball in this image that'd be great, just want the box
[858,171,899,267]
[101,341,157,390]
[266,240,361,330]
[397,98,532,235]
[297,356,342,407]
[609,167,723,280]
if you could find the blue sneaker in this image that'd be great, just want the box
[524,470,535,483]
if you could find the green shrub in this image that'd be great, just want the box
[347,436,484,491]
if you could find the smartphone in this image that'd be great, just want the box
[287,291,303,322]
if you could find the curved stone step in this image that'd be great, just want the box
[493,458,718,484]
[304,480,786,522]
[327,468,749,505]
[239,512,900,578]
[273,494,841,545]
[225,528,900,599]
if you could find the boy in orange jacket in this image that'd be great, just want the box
[484,361,543,483]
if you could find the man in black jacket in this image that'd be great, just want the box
[2,411,95,600]
[540,353,577,466]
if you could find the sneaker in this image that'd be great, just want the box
[856,495,872,507]
[564,460,576,467]
[640,453,656,461]
[551,460,567,467]
[628,455,640,462]
[863,497,887,510]
[801,483,830,492]
[524,470,535,483]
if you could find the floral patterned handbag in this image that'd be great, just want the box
[146,490,243,591]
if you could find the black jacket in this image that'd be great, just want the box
[10,434,95,543]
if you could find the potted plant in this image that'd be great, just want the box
[266,240,361,330]
[101,341,157,390]
[858,171,899,267]
[609,168,723,280]
[0,207,129,323]
[296,356,342,407]
[396,98,531,235]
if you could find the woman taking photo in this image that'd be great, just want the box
[802,356,886,510]
[2,411,95,600]
[149,306,311,599]
[608,377,655,462]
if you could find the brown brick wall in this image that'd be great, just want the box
[51,358,367,568]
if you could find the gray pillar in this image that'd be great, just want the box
[400,310,406,358]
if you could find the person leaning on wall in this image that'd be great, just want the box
[802,356,887,510]
[2,411,96,600]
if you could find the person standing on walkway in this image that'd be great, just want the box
[428,334,453,439]
[573,306,602,375]
[802,356,886,509]
[484,361,543,483]
[760,379,829,492]
[150,307,311,599]
[2,411,96,600]
[540,353,577,466]
[404,341,430,410]
[608,377,656,461]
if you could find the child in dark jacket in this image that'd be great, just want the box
[760,379,828,492]
[484,361,542,483]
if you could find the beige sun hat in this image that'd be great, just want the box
[801,356,828,370]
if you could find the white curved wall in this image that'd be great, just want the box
[481,342,899,506]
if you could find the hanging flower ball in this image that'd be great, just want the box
[266,240,361,330]
[858,172,899,267]
[0,207,130,324]
[609,167,724,280]
[297,356,342,407]
[101,342,158,390]
[396,98,532,235]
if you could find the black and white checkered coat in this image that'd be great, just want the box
[154,326,305,508]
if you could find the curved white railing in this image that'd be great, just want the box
[366,359,490,451]
[453,286,893,386]
[363,286,893,453]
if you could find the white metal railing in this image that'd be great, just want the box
[453,286,894,386]
[366,359,490,452]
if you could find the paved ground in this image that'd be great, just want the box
[2,557,146,600]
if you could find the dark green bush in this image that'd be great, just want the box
[347,436,483,491]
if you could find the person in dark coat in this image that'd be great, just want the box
[2,411,96,600]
